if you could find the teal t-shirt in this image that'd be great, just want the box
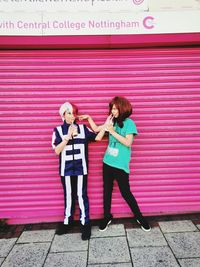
[103,118,138,173]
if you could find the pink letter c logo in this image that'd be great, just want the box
[143,16,154,29]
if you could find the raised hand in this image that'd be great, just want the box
[67,124,74,137]
[104,114,113,125]
[78,115,90,121]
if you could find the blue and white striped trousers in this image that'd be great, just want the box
[61,175,90,225]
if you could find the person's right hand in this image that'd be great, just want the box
[78,115,91,121]
[103,115,114,132]
[104,115,113,125]
[67,125,74,137]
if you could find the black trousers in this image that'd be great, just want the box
[103,163,142,218]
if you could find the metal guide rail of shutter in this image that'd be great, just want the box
[0,47,200,224]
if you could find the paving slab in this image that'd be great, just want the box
[88,236,131,265]
[44,251,87,267]
[88,264,132,267]
[51,233,88,253]
[158,220,198,233]
[178,258,200,267]
[196,224,200,230]
[126,227,167,247]
[130,246,179,267]
[91,224,125,238]
[1,243,50,267]
[17,230,55,243]
[0,239,17,257]
[165,232,200,258]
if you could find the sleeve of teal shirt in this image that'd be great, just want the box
[126,119,138,136]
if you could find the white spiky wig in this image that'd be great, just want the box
[59,102,73,121]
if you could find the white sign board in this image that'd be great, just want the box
[149,0,200,11]
[0,0,148,11]
[0,0,200,36]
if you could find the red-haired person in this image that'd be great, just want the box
[52,102,104,240]
[80,96,151,232]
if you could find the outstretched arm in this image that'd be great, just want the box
[79,115,104,132]
[95,127,106,141]
[79,114,113,133]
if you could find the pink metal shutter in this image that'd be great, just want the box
[0,47,200,224]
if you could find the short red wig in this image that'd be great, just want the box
[109,96,132,127]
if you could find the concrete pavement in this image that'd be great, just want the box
[0,214,200,267]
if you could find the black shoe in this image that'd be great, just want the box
[55,223,72,235]
[81,223,91,240]
[99,215,113,232]
[135,216,151,232]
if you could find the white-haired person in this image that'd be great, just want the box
[52,102,104,240]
